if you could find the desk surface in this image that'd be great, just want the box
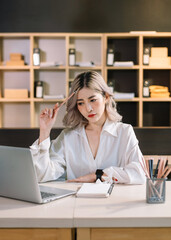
[0,181,171,228]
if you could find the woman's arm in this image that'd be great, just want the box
[30,131,66,183]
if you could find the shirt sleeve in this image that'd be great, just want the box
[30,132,66,183]
[103,125,146,184]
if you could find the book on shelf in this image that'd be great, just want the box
[76,182,114,198]
[43,94,65,99]
[75,61,95,67]
[114,91,135,99]
[40,62,63,67]
[113,61,134,67]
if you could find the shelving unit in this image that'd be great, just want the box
[104,32,171,127]
[0,32,171,128]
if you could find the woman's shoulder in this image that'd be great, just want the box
[113,122,134,136]
[116,122,133,129]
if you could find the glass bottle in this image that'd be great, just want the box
[108,80,114,93]
[143,80,150,97]
[69,48,76,66]
[106,48,114,66]
[143,47,150,65]
[34,81,43,98]
[33,48,40,66]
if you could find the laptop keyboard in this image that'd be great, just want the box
[40,191,57,199]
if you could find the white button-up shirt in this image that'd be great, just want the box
[30,119,145,184]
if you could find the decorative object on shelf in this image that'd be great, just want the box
[149,47,170,66]
[34,81,43,98]
[143,47,150,65]
[149,85,170,98]
[69,48,76,66]
[108,80,114,93]
[143,80,150,97]
[106,48,114,66]
[4,89,28,99]
[6,53,25,66]
[33,48,40,66]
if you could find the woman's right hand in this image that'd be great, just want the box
[39,103,59,143]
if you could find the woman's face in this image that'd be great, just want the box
[77,87,107,124]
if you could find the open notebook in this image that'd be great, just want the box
[76,183,114,198]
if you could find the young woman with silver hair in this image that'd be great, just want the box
[30,71,145,184]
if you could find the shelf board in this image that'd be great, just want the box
[68,66,102,70]
[143,66,171,70]
[143,97,171,102]
[0,66,30,70]
[0,98,31,102]
[33,66,66,70]
[106,65,139,70]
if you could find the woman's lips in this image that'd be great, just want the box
[88,114,96,118]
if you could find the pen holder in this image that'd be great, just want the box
[146,178,166,204]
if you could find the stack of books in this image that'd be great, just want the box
[149,85,170,98]
[114,91,135,99]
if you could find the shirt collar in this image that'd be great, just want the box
[102,118,118,137]
[73,118,118,138]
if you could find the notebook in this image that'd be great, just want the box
[76,182,114,198]
[0,145,76,204]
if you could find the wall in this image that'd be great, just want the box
[1,0,171,32]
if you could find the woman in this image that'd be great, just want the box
[30,71,145,184]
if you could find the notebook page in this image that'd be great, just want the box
[76,183,113,198]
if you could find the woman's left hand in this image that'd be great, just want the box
[67,173,96,183]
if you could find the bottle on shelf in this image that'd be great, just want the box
[143,47,150,65]
[69,48,76,66]
[143,79,150,97]
[34,81,44,98]
[108,80,114,93]
[33,48,40,66]
[106,48,114,66]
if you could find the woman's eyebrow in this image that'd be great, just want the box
[77,95,96,102]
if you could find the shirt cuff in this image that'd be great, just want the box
[30,137,51,151]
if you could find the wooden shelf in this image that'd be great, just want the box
[0,32,171,128]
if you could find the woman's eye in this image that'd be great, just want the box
[77,102,84,106]
[90,99,96,102]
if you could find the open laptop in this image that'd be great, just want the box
[0,145,76,204]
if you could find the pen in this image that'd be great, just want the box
[107,183,114,195]
[154,159,160,178]
[58,91,77,109]
[149,159,153,178]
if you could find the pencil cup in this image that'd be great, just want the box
[146,178,166,204]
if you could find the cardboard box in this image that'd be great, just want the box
[4,89,28,99]
[149,57,171,66]
[151,47,168,58]
[6,60,25,66]
[10,53,22,61]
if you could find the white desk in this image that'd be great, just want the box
[0,181,171,240]
[0,182,79,240]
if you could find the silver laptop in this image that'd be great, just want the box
[0,145,76,204]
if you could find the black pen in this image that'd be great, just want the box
[154,159,160,178]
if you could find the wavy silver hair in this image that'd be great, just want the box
[63,71,122,128]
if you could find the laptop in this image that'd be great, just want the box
[0,145,76,204]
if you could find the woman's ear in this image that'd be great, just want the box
[104,93,109,102]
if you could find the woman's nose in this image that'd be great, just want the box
[86,103,93,112]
